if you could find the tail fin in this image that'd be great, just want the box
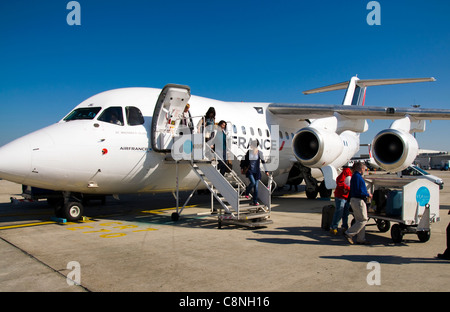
[342,76,365,106]
[302,76,436,106]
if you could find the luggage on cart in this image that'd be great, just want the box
[321,204,335,230]
[373,188,389,213]
[386,190,402,217]
[365,177,440,243]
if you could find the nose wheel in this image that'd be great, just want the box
[55,201,84,222]
[64,201,84,222]
[54,193,85,222]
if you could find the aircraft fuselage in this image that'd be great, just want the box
[1,87,348,195]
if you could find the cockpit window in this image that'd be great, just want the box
[98,107,124,126]
[126,106,145,126]
[64,107,101,121]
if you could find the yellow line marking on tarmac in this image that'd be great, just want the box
[0,205,200,230]
[141,204,198,214]
[0,221,56,230]
[0,217,94,230]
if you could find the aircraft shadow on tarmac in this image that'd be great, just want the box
[0,201,53,224]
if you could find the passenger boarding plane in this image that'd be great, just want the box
[1,76,450,221]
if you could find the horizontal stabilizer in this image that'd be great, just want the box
[268,103,450,120]
[303,77,436,95]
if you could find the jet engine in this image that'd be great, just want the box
[371,129,418,172]
[292,127,343,167]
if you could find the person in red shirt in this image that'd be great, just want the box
[330,167,352,235]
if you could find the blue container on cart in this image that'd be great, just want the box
[385,190,402,217]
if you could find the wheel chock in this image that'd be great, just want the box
[51,216,67,224]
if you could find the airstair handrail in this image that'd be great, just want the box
[204,143,247,191]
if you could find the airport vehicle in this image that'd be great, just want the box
[440,160,450,171]
[1,76,450,222]
[364,177,440,243]
[397,165,444,189]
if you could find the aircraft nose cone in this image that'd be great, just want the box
[0,136,32,184]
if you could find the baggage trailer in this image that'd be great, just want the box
[363,176,440,243]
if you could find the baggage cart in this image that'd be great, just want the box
[359,177,440,243]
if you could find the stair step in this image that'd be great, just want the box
[219,210,269,220]
[237,211,270,220]
[219,219,273,228]
[237,203,267,211]
[219,212,273,228]
[217,196,252,203]
[216,199,266,213]
[192,160,213,164]
[189,160,271,227]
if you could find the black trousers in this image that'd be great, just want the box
[443,222,450,257]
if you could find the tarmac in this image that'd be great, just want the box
[0,171,449,294]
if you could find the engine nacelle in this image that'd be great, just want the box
[371,129,418,172]
[292,127,343,167]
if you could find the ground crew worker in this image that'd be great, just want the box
[344,162,372,245]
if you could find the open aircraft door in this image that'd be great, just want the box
[151,84,191,153]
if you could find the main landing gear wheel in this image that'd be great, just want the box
[318,181,332,198]
[305,188,318,199]
[305,182,331,199]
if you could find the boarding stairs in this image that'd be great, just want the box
[190,150,273,228]
[151,83,272,228]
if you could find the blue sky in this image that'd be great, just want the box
[1,0,449,150]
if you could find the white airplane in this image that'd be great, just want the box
[1,76,450,221]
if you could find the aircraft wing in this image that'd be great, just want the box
[267,103,450,121]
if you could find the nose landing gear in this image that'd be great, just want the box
[54,192,84,222]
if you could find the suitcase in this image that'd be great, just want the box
[321,204,335,230]
[373,188,389,213]
[385,190,402,217]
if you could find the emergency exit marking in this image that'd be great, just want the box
[66,221,158,238]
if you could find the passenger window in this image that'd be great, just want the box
[233,125,237,134]
[241,126,246,135]
[279,131,283,139]
[250,127,255,136]
[98,107,124,126]
[258,128,262,136]
[126,106,144,126]
[266,129,270,138]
